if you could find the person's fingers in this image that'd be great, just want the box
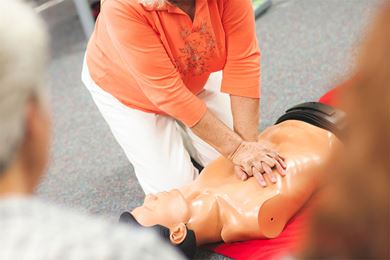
[276,154,287,169]
[260,155,276,168]
[275,160,286,176]
[233,142,286,179]
[265,150,278,159]
[239,158,254,177]
[252,161,265,173]
[234,166,248,181]
[253,167,267,187]
[267,153,286,175]
[243,162,254,177]
[262,162,277,183]
[277,153,286,161]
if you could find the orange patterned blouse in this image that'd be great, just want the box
[86,0,260,126]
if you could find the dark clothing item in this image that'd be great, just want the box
[275,102,347,139]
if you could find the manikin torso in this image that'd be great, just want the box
[132,120,341,245]
[180,120,340,244]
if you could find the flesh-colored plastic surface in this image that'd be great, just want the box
[132,120,341,245]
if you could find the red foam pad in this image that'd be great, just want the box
[320,76,354,107]
[319,87,341,106]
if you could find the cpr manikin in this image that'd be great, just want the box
[120,102,346,258]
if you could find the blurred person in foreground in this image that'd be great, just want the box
[0,1,182,259]
[301,2,390,259]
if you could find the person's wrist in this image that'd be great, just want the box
[233,125,259,142]
[238,132,258,142]
[227,137,244,161]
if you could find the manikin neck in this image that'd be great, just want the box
[185,194,223,245]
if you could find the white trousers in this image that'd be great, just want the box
[82,60,233,194]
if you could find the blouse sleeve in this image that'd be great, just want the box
[220,0,261,98]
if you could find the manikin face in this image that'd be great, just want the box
[132,189,191,229]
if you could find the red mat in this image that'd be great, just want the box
[209,89,340,260]
[318,86,341,107]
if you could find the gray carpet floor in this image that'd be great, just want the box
[36,0,380,259]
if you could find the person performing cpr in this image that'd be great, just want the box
[82,0,285,194]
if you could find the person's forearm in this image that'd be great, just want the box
[230,95,260,142]
[191,110,243,157]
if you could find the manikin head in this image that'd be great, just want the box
[132,189,191,244]
[128,189,197,258]
[0,0,50,195]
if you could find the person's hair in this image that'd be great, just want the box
[0,0,49,173]
[138,0,168,8]
[302,2,390,258]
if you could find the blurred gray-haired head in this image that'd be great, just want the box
[0,0,49,172]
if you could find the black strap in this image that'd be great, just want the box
[275,102,347,139]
